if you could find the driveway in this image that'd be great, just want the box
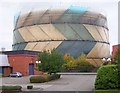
[2,74,96,91]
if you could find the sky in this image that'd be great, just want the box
[0,0,119,54]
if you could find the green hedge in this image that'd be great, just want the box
[75,61,95,72]
[63,61,95,72]
[0,86,22,91]
[63,53,96,72]
[30,74,61,83]
[95,65,119,89]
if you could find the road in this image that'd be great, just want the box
[1,74,96,91]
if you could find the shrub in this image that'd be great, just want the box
[0,86,22,91]
[62,53,95,72]
[76,61,95,72]
[63,54,75,69]
[30,74,61,83]
[75,54,95,72]
[95,65,119,89]
[49,74,61,80]
[30,76,46,83]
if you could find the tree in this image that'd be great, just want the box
[62,54,76,69]
[38,49,64,74]
[64,54,75,63]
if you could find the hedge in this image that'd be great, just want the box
[30,74,61,83]
[75,61,95,72]
[95,65,119,89]
[0,86,22,91]
[63,61,95,72]
[63,53,96,72]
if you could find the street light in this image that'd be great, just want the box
[36,61,41,64]
[107,58,111,62]
[35,61,41,70]
[102,57,111,65]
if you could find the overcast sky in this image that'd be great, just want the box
[0,0,119,54]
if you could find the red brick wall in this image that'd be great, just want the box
[8,54,40,76]
[112,44,120,58]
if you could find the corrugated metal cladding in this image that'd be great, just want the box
[13,6,110,66]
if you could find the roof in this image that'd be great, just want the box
[0,54,10,66]
[112,44,120,47]
[2,50,40,55]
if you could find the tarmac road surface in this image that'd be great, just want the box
[2,73,96,91]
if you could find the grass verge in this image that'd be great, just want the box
[95,90,120,93]
[0,86,22,91]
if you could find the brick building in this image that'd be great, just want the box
[112,44,120,59]
[3,50,43,76]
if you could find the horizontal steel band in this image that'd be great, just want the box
[12,40,110,46]
[14,21,108,31]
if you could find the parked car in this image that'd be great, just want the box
[10,72,22,77]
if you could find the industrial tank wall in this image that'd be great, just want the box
[13,6,110,66]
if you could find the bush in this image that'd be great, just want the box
[95,65,119,89]
[76,61,95,72]
[30,74,61,83]
[63,54,76,69]
[62,53,95,72]
[0,86,22,91]
[49,74,61,80]
[30,76,45,83]
[75,53,95,72]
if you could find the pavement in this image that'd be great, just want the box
[1,73,97,91]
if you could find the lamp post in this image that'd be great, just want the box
[35,61,41,70]
[36,61,41,64]
[102,57,111,65]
